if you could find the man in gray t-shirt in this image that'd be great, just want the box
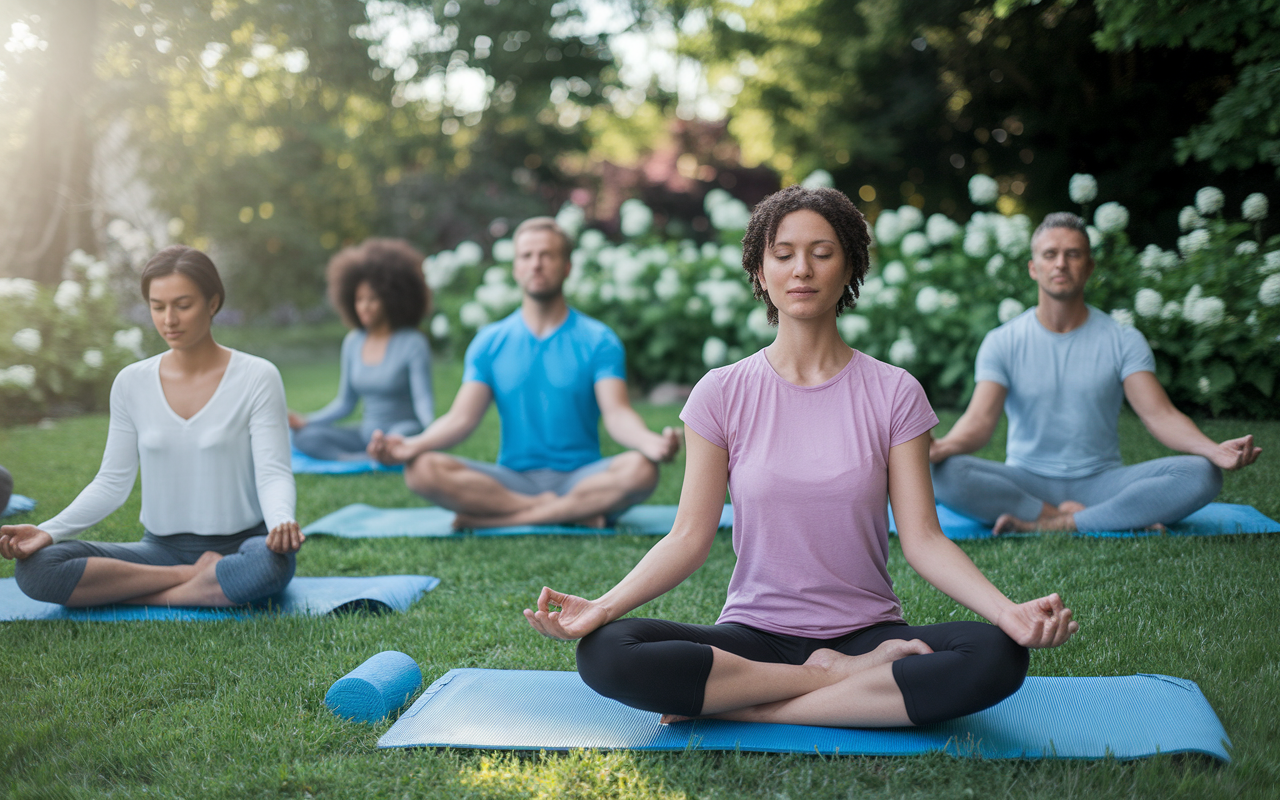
[929,213,1260,533]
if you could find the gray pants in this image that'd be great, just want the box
[456,455,655,522]
[293,420,423,461]
[13,522,295,606]
[931,455,1223,531]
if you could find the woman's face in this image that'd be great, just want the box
[761,209,850,323]
[149,272,218,352]
[355,281,388,330]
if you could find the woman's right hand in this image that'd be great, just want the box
[0,524,53,560]
[523,586,610,641]
[287,411,307,430]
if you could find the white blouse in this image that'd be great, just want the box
[41,350,296,541]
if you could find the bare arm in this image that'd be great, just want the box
[368,381,493,464]
[595,378,680,463]
[929,380,1007,463]
[524,427,727,639]
[1124,371,1261,470]
[891,433,1077,648]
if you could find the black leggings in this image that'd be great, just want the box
[576,618,1029,726]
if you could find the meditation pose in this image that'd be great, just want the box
[930,212,1261,534]
[368,216,680,529]
[524,186,1077,728]
[290,238,435,461]
[0,246,302,607]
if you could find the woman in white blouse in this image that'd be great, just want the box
[0,246,302,607]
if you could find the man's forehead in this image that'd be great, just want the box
[515,229,560,249]
[1033,227,1090,252]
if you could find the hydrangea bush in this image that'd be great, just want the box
[426,176,1278,418]
[0,251,143,424]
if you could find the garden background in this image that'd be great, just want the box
[1,1,1279,798]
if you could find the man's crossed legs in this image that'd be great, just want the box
[931,455,1223,534]
[404,452,660,529]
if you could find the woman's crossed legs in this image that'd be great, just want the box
[576,617,1028,727]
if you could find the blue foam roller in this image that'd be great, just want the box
[325,650,423,723]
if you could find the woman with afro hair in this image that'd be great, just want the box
[524,185,1079,729]
[289,238,435,461]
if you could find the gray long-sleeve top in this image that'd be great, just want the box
[306,328,435,439]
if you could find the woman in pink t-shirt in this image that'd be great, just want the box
[525,186,1078,727]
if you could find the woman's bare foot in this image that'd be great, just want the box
[659,713,693,724]
[994,501,1082,536]
[454,494,607,530]
[803,639,933,682]
[192,550,223,572]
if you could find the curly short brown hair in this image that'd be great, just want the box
[741,185,871,325]
[326,238,431,330]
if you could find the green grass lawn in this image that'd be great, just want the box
[1,352,1278,799]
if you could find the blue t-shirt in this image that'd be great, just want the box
[975,306,1155,478]
[463,309,627,472]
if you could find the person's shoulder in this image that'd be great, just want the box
[470,310,521,348]
[229,349,284,383]
[112,353,161,387]
[702,348,767,389]
[566,308,621,342]
[987,307,1036,341]
[849,349,924,391]
[393,327,430,350]
[1085,306,1150,345]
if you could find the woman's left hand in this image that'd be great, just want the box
[287,411,307,430]
[996,593,1078,648]
[266,521,305,554]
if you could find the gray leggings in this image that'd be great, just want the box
[13,522,295,605]
[931,455,1223,531]
[293,420,422,461]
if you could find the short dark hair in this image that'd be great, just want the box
[140,245,225,314]
[326,238,430,330]
[512,217,573,259]
[741,185,871,324]
[1032,212,1090,250]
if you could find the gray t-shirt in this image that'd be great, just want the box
[975,306,1155,478]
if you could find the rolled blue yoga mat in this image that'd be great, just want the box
[326,650,423,724]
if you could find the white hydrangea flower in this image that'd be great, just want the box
[711,306,735,326]
[685,296,704,314]
[578,229,606,253]
[0,277,39,305]
[860,276,884,307]
[1242,193,1268,222]
[1138,244,1165,277]
[424,251,461,288]
[53,280,83,314]
[1178,228,1211,257]
[746,306,776,339]
[599,282,616,302]
[925,214,961,245]
[708,197,751,231]
[655,267,682,301]
[619,199,653,237]
[702,336,728,368]
[1160,301,1181,320]
[916,286,941,314]
[719,245,743,268]
[1262,251,1280,274]
[454,241,484,266]
[801,169,834,189]
[555,204,585,239]
[938,289,959,309]
[1246,310,1259,331]
[879,286,900,307]
[1198,376,1211,395]
[12,328,41,354]
[985,254,1005,277]
[968,174,999,206]
[1094,202,1129,233]
[82,349,104,369]
[888,330,917,365]
[492,238,516,263]
[1236,241,1259,256]
[695,277,750,310]
[900,232,929,258]
[1134,288,1163,318]
[1178,206,1206,231]
[1184,291,1225,327]
[964,229,991,259]
[700,242,720,261]
[996,215,1032,256]
[1110,308,1135,327]
[1260,273,1280,307]
[1068,173,1098,204]
[86,260,111,284]
[997,297,1025,324]
[459,301,489,329]
[1195,186,1224,216]
[838,313,870,342]
[0,364,36,389]
[113,327,144,358]
[874,210,902,246]
[429,313,450,338]
[1086,226,1103,249]
[882,261,908,285]
[913,258,933,273]
[895,205,923,232]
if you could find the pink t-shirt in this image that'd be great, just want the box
[680,348,938,638]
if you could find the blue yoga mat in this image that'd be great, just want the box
[291,448,402,475]
[303,503,734,538]
[0,575,439,621]
[889,501,1280,541]
[378,668,1231,762]
[1,494,36,518]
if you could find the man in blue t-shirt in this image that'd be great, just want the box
[929,212,1260,534]
[369,217,681,528]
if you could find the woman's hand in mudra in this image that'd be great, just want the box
[996,593,1078,648]
[266,520,305,554]
[524,586,610,641]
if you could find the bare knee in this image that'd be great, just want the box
[403,452,457,497]
[614,451,659,493]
